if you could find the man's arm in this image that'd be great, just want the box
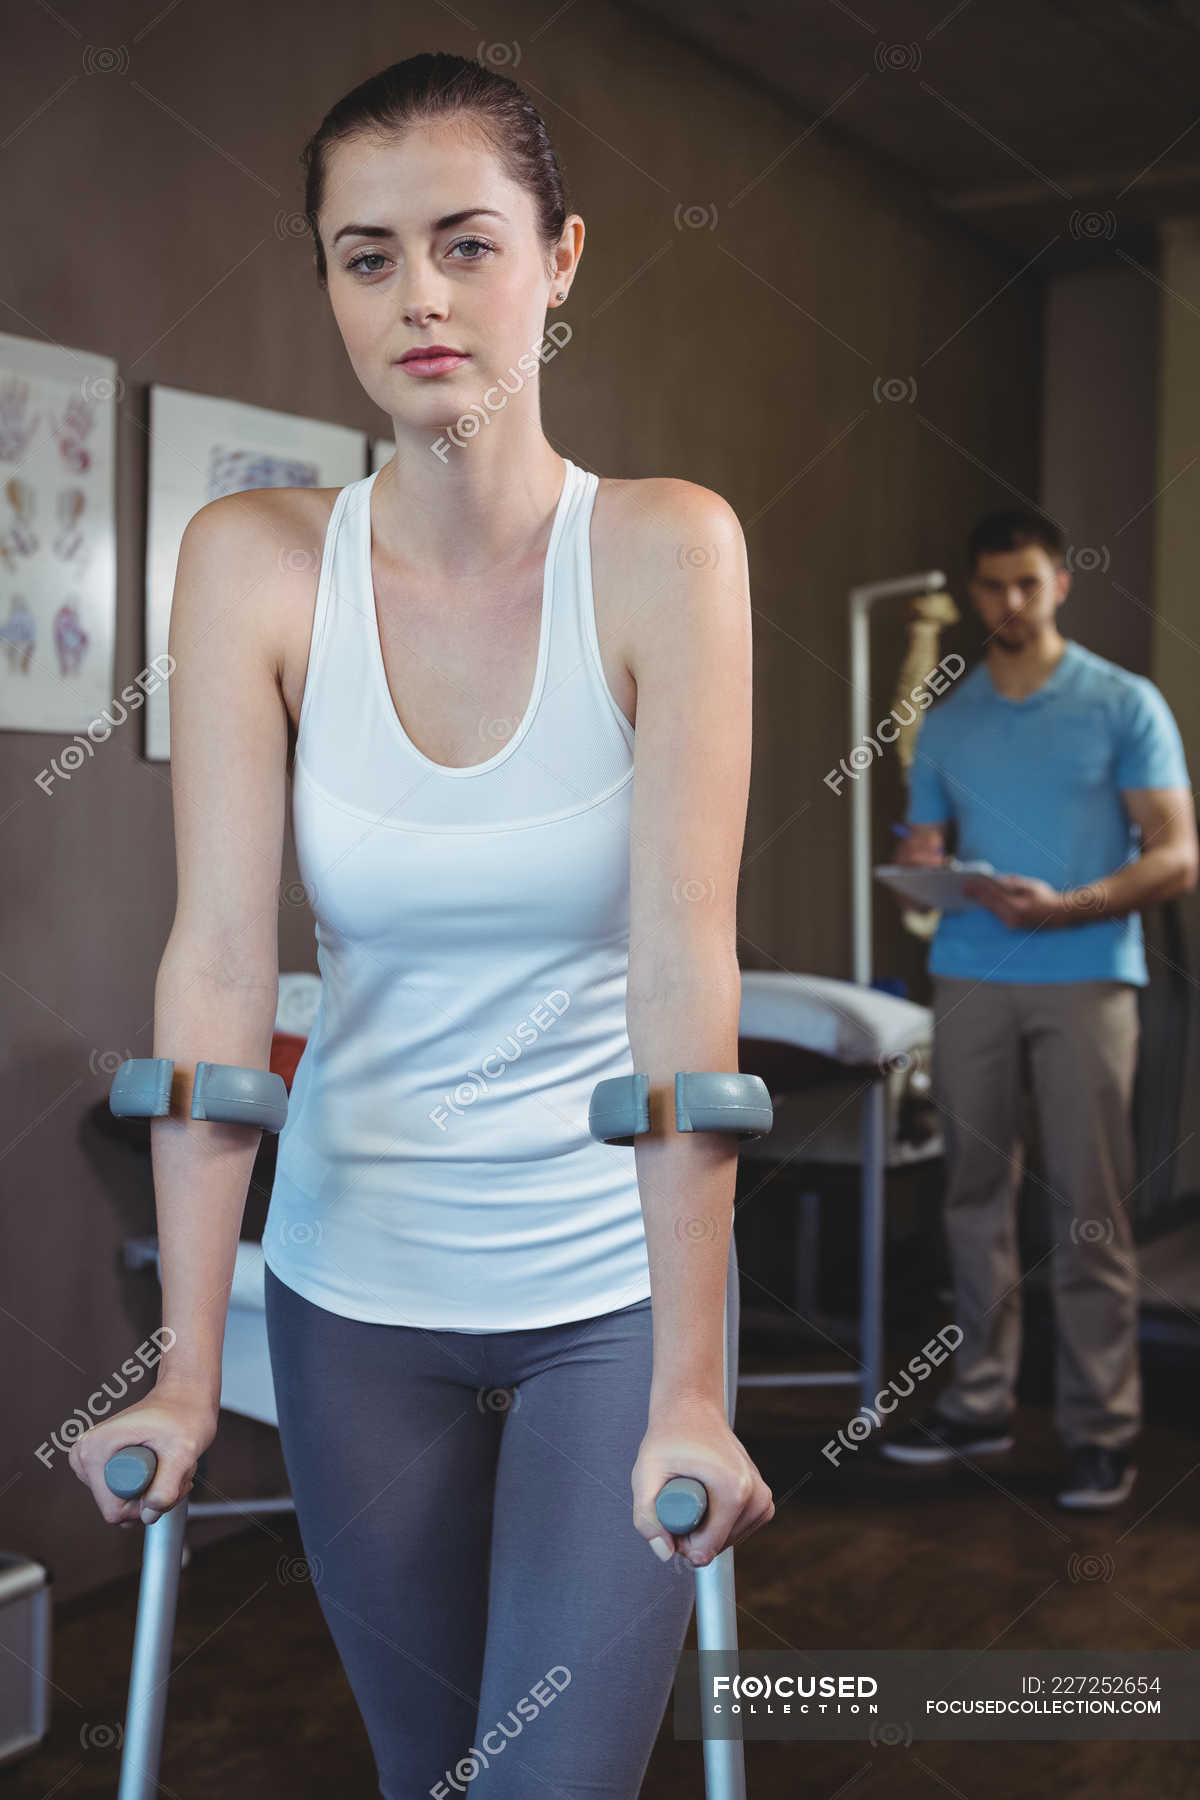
[894,715,954,896]
[964,787,1198,928]
[966,673,1196,929]
[1061,786,1198,918]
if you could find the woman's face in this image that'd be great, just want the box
[318,120,572,428]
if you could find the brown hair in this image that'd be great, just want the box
[301,52,568,287]
[967,510,1065,575]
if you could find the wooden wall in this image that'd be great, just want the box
[2,0,1039,1603]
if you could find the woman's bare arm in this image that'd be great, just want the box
[619,479,774,1566]
[621,480,753,1418]
[149,493,293,1415]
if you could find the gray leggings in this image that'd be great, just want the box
[264,1246,739,1800]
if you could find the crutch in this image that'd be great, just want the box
[590,1071,774,1800]
[102,1058,289,1800]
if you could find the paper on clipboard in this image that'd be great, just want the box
[874,860,997,913]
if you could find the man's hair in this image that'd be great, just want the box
[966,510,1065,575]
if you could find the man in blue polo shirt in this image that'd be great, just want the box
[879,509,1196,1509]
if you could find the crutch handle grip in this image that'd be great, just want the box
[111,1450,710,1529]
[655,1475,708,1535]
[105,1444,158,1501]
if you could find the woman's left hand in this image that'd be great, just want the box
[631,1392,774,1568]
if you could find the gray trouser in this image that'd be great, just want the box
[930,975,1141,1451]
[264,1244,738,1799]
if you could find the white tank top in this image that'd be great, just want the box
[261,457,652,1330]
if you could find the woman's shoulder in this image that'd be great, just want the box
[589,473,749,685]
[177,483,348,714]
[185,480,343,559]
[591,473,747,612]
[593,471,743,543]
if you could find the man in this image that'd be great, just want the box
[879,510,1196,1509]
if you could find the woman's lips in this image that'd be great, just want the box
[397,352,469,378]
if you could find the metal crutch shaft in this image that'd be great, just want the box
[104,1426,748,1800]
[654,1245,747,1800]
[104,1448,187,1800]
[102,1055,288,1799]
[594,1069,771,1800]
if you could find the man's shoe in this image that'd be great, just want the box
[1055,1444,1137,1510]
[879,1404,1015,1465]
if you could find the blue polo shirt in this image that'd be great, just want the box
[905,640,1190,985]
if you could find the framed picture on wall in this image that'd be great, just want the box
[144,386,367,761]
[0,330,117,734]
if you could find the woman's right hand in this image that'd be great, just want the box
[68,1387,218,1528]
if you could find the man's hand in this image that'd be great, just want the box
[890,823,945,911]
[895,824,945,868]
[961,873,1070,929]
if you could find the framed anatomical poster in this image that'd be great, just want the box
[0,331,118,734]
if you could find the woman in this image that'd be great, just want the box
[72,51,773,1798]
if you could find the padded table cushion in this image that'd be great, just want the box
[739,970,932,1067]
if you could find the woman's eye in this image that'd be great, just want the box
[345,239,494,277]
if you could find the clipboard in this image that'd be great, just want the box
[874,860,997,913]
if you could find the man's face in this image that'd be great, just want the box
[968,544,1069,652]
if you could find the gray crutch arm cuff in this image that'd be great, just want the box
[674,1070,773,1138]
[588,1071,773,1145]
[587,1073,651,1146]
[108,1057,174,1119]
[109,1057,289,1135]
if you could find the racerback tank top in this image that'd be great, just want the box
[261,457,652,1330]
